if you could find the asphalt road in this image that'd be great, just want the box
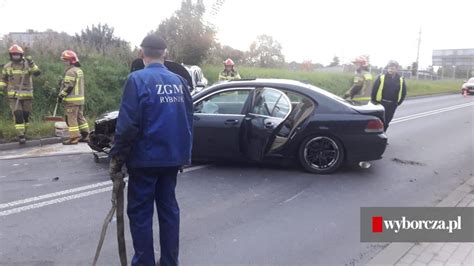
[0,94,473,266]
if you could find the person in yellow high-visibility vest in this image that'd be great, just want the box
[58,50,89,145]
[371,60,407,132]
[0,44,41,144]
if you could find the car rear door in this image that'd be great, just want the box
[240,87,292,161]
[192,88,251,160]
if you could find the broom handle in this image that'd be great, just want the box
[53,101,59,117]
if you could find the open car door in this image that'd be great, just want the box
[241,87,292,161]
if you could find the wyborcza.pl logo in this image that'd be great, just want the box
[360,207,474,242]
[371,216,462,233]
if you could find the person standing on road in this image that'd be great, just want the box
[109,35,193,266]
[343,55,372,101]
[371,60,407,131]
[58,50,89,145]
[218,58,241,81]
[0,44,41,144]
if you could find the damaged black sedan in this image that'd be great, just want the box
[89,79,387,174]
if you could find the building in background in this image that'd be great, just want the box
[7,30,50,46]
[433,49,474,79]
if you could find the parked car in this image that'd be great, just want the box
[89,78,387,174]
[461,77,474,95]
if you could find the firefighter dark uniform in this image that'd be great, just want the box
[58,50,89,145]
[218,58,241,81]
[371,73,407,131]
[109,35,193,266]
[0,44,41,144]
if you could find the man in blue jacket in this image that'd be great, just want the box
[109,35,193,266]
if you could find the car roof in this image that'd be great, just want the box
[203,78,344,100]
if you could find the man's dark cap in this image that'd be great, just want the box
[140,35,167,49]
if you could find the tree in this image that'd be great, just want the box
[328,56,340,67]
[153,0,216,65]
[75,24,129,55]
[247,34,285,68]
[206,43,245,65]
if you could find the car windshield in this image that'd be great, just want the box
[468,78,474,83]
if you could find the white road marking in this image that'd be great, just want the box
[391,102,474,124]
[0,180,113,209]
[0,165,210,216]
[0,187,112,216]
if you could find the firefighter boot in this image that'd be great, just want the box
[79,131,90,143]
[63,136,80,145]
[19,135,26,145]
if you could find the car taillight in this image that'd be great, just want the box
[365,119,384,133]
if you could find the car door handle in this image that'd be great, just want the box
[193,116,200,121]
[264,121,275,128]
[224,119,239,125]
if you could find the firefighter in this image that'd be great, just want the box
[109,35,193,266]
[218,58,241,81]
[58,50,89,145]
[371,60,407,131]
[344,55,373,101]
[0,44,41,144]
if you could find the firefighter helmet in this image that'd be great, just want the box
[352,55,368,67]
[223,58,235,66]
[60,50,79,63]
[9,44,24,54]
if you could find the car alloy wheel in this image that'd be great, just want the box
[299,135,344,174]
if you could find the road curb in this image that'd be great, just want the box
[365,176,474,265]
[0,137,62,151]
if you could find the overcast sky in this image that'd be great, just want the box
[1,0,473,68]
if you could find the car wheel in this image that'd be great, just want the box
[298,135,345,174]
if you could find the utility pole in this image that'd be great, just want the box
[415,27,422,80]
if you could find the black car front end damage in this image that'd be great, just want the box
[88,111,118,154]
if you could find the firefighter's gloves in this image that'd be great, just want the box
[109,156,125,181]
[25,56,35,66]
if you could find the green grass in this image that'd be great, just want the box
[203,65,463,97]
[0,114,95,143]
[0,119,57,143]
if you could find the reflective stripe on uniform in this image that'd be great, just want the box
[15,124,25,129]
[0,81,6,87]
[376,74,403,103]
[11,70,29,75]
[398,79,403,103]
[79,123,89,130]
[352,97,371,101]
[64,76,76,82]
[363,73,373,80]
[69,126,80,132]
[75,70,83,95]
[30,65,40,72]
[7,91,33,97]
[64,96,85,102]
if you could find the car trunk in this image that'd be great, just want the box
[351,103,385,122]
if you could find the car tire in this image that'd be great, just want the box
[298,135,345,174]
